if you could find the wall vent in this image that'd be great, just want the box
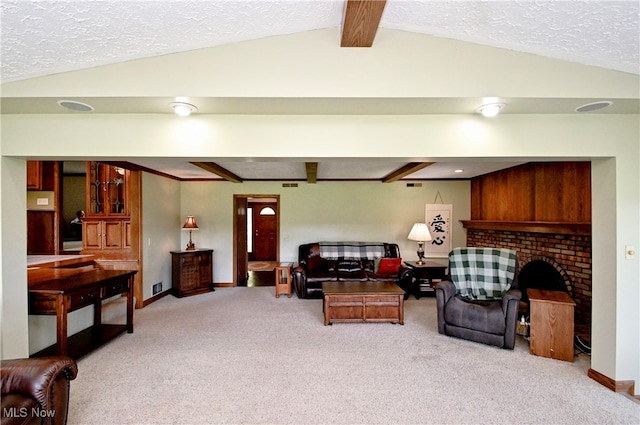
[282,183,298,188]
[406,183,422,187]
[152,282,163,295]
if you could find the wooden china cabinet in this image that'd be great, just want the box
[82,161,143,308]
[83,162,131,251]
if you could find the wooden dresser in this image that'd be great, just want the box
[528,288,576,362]
[171,249,214,297]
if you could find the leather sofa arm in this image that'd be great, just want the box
[398,264,413,281]
[1,356,78,420]
[292,266,307,298]
[396,265,414,295]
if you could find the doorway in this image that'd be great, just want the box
[233,195,280,286]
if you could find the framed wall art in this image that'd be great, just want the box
[425,204,453,258]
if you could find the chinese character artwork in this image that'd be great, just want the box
[425,204,452,257]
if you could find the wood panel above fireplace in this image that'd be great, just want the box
[461,220,590,235]
[471,162,591,224]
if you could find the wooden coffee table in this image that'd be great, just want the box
[322,281,405,325]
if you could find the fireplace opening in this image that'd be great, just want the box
[517,259,569,303]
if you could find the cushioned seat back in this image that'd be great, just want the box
[449,247,517,300]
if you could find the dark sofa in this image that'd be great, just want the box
[1,356,78,425]
[293,242,413,299]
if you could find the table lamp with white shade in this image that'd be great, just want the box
[407,223,432,265]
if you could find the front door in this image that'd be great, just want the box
[251,203,277,261]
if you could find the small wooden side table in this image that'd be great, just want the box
[528,288,576,362]
[403,261,447,299]
[275,262,293,298]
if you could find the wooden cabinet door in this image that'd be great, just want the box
[27,211,55,254]
[180,254,199,292]
[83,220,124,249]
[103,220,123,248]
[27,161,42,190]
[198,252,212,288]
[87,162,129,217]
[123,221,132,248]
[83,220,103,249]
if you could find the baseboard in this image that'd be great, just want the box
[142,289,171,307]
[588,368,636,396]
[214,282,235,288]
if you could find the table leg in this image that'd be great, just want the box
[126,275,134,333]
[55,296,68,356]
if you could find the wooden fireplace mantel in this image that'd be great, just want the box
[460,220,591,236]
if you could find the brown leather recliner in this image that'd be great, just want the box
[1,356,78,425]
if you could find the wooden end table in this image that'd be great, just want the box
[322,281,404,325]
[528,288,576,362]
[403,260,447,299]
[275,262,293,298]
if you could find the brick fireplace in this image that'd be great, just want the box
[463,223,592,340]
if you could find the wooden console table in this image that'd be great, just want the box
[28,268,136,359]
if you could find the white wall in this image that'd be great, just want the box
[142,173,181,300]
[180,180,470,283]
[1,158,28,358]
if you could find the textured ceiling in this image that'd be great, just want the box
[2,1,638,181]
[1,0,638,83]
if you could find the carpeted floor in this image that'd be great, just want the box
[69,287,639,424]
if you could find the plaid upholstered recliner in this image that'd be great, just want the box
[435,247,522,349]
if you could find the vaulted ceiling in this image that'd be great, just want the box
[2,0,638,181]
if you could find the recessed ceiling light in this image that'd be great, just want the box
[476,103,505,118]
[170,102,197,117]
[57,100,94,112]
[454,169,464,173]
[575,101,613,113]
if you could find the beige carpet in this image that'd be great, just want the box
[69,288,639,424]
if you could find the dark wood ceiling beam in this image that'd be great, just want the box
[341,0,387,47]
[191,162,243,183]
[306,162,318,184]
[105,161,181,181]
[382,162,435,183]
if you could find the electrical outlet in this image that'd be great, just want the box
[625,246,636,260]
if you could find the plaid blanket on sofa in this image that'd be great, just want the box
[449,247,517,300]
[319,242,386,260]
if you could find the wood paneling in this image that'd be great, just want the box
[534,162,591,222]
[471,162,591,223]
[27,211,55,254]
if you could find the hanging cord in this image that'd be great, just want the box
[433,191,444,204]
[574,335,591,356]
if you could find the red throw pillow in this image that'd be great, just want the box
[377,258,402,274]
